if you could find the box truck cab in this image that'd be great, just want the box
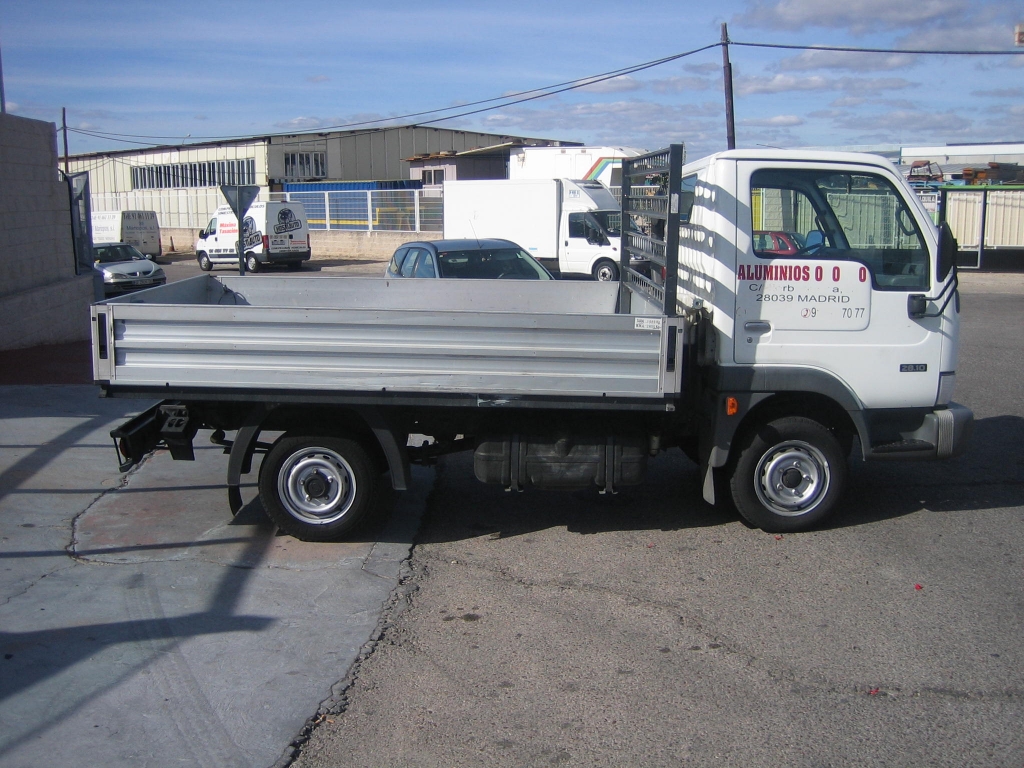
[443,178,638,281]
[92,210,161,259]
[196,201,310,272]
[509,145,644,189]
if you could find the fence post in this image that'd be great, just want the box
[367,190,373,232]
[324,192,330,230]
[414,190,420,232]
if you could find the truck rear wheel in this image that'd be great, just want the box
[592,259,619,282]
[245,254,260,273]
[197,252,212,271]
[729,416,846,532]
[259,434,379,541]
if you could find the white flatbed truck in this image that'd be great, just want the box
[92,146,972,540]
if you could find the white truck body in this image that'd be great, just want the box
[195,201,310,272]
[443,178,633,280]
[509,145,645,189]
[91,210,161,258]
[93,146,971,541]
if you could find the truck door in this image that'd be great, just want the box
[562,211,608,276]
[733,161,943,409]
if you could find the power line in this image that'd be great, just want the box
[732,40,1024,56]
[66,38,1024,152]
[67,44,719,147]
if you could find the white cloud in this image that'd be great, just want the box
[895,22,1024,51]
[830,96,866,107]
[736,74,831,95]
[480,98,727,156]
[739,115,804,127]
[649,76,716,94]
[777,49,917,72]
[972,87,1024,98]
[734,0,972,34]
[579,75,643,94]
[273,116,334,131]
[834,108,972,135]
[736,73,914,95]
[5,102,19,112]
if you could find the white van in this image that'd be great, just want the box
[91,210,161,259]
[196,202,311,272]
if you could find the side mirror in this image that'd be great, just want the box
[198,230,207,239]
[907,294,928,318]
[937,221,957,281]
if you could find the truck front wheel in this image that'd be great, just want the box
[592,258,619,282]
[197,252,212,271]
[729,416,847,532]
[259,434,379,541]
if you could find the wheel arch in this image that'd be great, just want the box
[732,392,858,462]
[248,404,409,490]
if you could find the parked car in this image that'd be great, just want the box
[753,230,806,256]
[385,239,554,280]
[93,242,166,297]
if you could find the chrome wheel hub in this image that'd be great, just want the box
[754,440,830,516]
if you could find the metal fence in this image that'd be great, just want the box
[274,189,443,232]
[91,185,627,235]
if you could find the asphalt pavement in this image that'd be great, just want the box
[1,267,1021,767]
[291,271,1024,768]
[0,378,431,766]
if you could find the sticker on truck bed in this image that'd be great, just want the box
[634,317,663,331]
[736,259,871,331]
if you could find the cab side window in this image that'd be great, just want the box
[388,248,409,275]
[205,217,217,236]
[400,248,423,277]
[568,213,587,239]
[751,168,929,290]
[413,252,437,278]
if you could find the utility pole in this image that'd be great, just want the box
[0,35,6,114]
[62,108,69,174]
[721,23,736,150]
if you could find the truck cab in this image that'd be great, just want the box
[621,147,971,530]
[558,180,623,280]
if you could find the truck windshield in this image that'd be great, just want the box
[590,211,621,239]
[750,169,929,290]
[437,248,552,280]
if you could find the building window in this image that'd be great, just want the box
[422,168,445,185]
[131,158,256,189]
[284,152,326,179]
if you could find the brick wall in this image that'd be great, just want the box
[0,113,91,350]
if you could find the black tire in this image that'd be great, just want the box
[197,252,212,271]
[246,254,260,273]
[729,416,847,532]
[259,434,380,541]
[592,258,619,282]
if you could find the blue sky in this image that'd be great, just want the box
[1,0,1022,159]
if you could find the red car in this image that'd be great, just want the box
[753,230,805,255]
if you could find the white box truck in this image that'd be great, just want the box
[195,201,311,272]
[91,210,161,259]
[93,145,972,542]
[443,178,645,281]
[509,145,644,189]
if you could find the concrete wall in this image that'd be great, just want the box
[162,228,442,261]
[0,113,93,350]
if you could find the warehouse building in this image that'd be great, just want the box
[66,125,578,232]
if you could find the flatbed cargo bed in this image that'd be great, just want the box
[91,275,680,403]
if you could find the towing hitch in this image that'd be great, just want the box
[110,403,198,472]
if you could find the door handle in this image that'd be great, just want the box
[744,321,772,333]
